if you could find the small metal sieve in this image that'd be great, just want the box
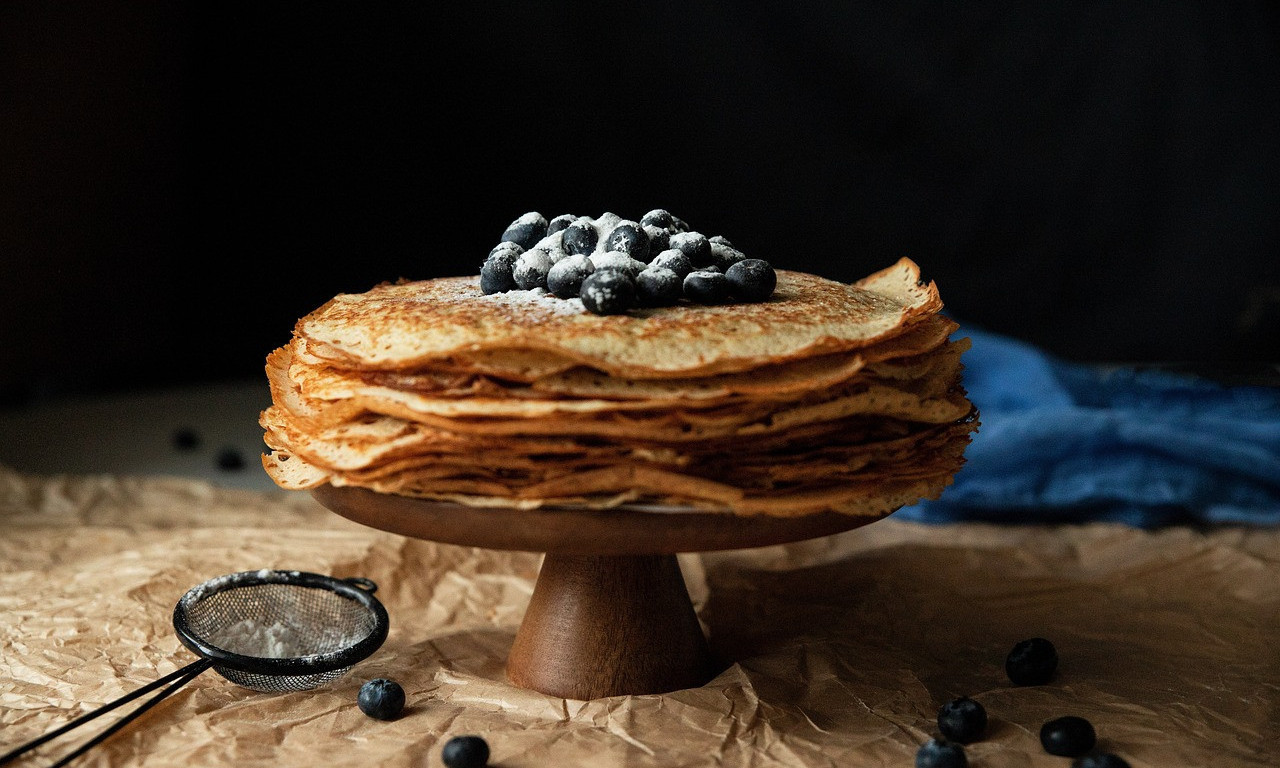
[1,569,390,768]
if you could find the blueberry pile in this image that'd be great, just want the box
[480,210,778,315]
[915,637,1131,767]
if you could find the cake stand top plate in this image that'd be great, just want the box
[311,485,888,555]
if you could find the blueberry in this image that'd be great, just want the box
[725,258,777,302]
[639,208,676,231]
[708,240,748,271]
[1006,637,1058,686]
[1073,753,1131,768]
[672,214,690,232]
[357,678,405,721]
[601,220,651,262]
[480,249,520,294]
[440,735,490,768]
[636,266,683,307]
[642,224,670,257]
[579,270,636,315]
[589,250,645,280]
[547,254,595,298]
[547,213,577,236]
[593,211,622,233]
[668,231,712,266]
[1040,716,1096,757]
[937,697,987,744]
[500,212,547,251]
[649,248,693,279]
[172,426,201,451]
[487,239,523,259]
[683,270,730,304]
[530,229,563,249]
[482,241,523,273]
[512,249,554,290]
[915,738,967,768]
[529,232,569,264]
[216,448,244,471]
[709,234,734,247]
[561,218,598,256]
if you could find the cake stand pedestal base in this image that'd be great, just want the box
[311,485,883,700]
[507,553,715,699]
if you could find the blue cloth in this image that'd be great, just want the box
[895,325,1280,527]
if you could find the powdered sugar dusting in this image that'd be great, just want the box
[512,211,544,228]
[204,617,365,659]
[206,618,311,658]
[475,287,587,316]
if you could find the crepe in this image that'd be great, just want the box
[260,257,979,517]
[292,262,942,377]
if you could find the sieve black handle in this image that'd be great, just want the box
[0,658,212,768]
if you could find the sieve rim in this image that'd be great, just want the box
[171,569,390,678]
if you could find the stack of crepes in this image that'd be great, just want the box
[260,257,978,518]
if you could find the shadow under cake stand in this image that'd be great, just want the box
[312,485,881,700]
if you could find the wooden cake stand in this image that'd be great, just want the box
[311,485,882,700]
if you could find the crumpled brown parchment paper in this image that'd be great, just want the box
[1,466,1276,767]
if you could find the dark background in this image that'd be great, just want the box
[2,1,1277,405]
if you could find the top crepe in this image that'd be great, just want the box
[295,259,942,378]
